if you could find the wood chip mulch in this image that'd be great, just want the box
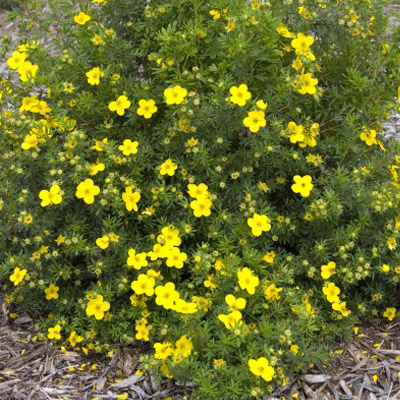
[265,321,400,400]
[2,300,400,400]
[0,303,187,400]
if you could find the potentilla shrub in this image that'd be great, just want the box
[1,0,400,398]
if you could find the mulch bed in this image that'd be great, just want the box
[0,303,187,400]
[267,322,400,400]
[1,301,400,400]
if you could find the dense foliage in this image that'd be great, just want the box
[1,0,400,398]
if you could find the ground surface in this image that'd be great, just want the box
[0,304,186,400]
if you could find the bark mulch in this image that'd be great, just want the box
[266,322,400,400]
[0,303,187,400]
[2,301,400,400]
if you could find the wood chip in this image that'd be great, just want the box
[302,374,331,384]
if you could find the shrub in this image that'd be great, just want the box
[1,0,400,398]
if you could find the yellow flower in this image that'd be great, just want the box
[154,342,174,360]
[156,57,174,68]
[164,85,188,105]
[204,274,218,290]
[48,325,62,340]
[186,137,198,147]
[122,186,141,212]
[63,82,75,93]
[291,175,313,197]
[118,139,139,156]
[298,6,312,20]
[225,294,246,311]
[190,196,212,217]
[55,235,65,245]
[175,335,193,358]
[323,282,340,303]
[259,181,269,192]
[213,359,225,368]
[288,122,305,144]
[19,95,39,112]
[256,99,268,110]
[9,267,27,286]
[209,10,222,20]
[76,179,100,204]
[247,213,271,237]
[187,183,209,199]
[165,247,187,269]
[23,214,33,225]
[160,362,172,378]
[155,282,180,309]
[225,20,235,32]
[21,134,39,150]
[243,110,266,133]
[89,161,105,176]
[158,226,181,248]
[290,344,299,355]
[264,283,282,301]
[192,296,212,311]
[108,233,119,243]
[39,185,62,207]
[74,12,91,25]
[398,85,400,105]
[291,33,315,59]
[7,51,27,70]
[91,138,108,151]
[229,84,251,106]
[172,299,198,314]
[96,235,110,249]
[17,43,29,52]
[160,158,177,176]
[360,129,378,146]
[299,124,319,148]
[332,301,350,317]
[248,357,275,382]
[237,267,259,295]
[68,331,84,347]
[276,26,292,38]
[86,295,110,320]
[109,95,131,116]
[127,249,148,270]
[45,283,59,300]
[292,58,303,70]
[137,99,158,119]
[91,34,103,45]
[86,67,101,85]
[135,322,150,341]
[131,274,155,296]
[383,307,397,321]
[381,264,390,273]
[30,100,51,115]
[18,61,39,82]
[263,251,275,264]
[321,261,336,280]
[298,73,318,95]
[148,244,167,261]
[218,310,242,329]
